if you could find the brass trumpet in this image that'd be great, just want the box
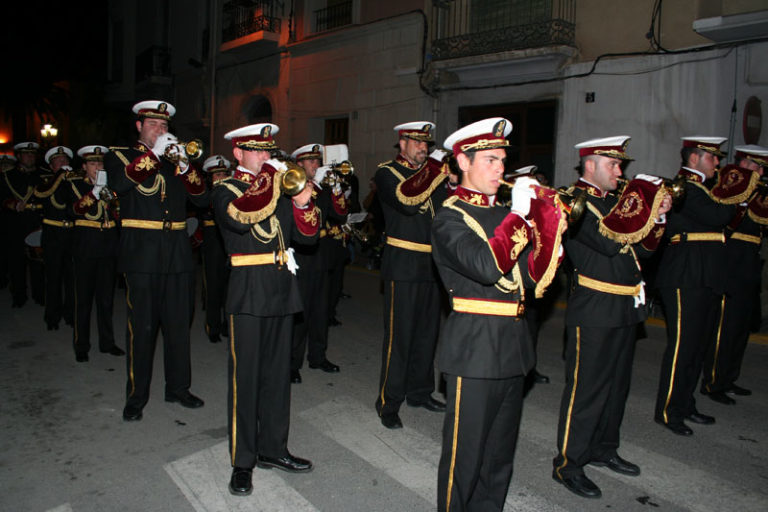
[498,178,587,224]
[164,139,204,163]
[277,159,309,196]
[321,160,354,188]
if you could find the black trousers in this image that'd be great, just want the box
[202,241,228,337]
[553,325,636,478]
[42,226,74,326]
[8,220,44,304]
[437,374,524,512]
[655,287,720,424]
[123,272,194,409]
[73,256,116,354]
[291,267,330,370]
[376,280,441,416]
[229,313,292,469]
[702,289,756,393]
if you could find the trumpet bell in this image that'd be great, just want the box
[666,174,687,203]
[280,161,308,196]
[336,160,354,175]
[560,189,587,224]
[184,140,203,160]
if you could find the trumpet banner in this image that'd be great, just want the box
[599,178,665,245]
[528,185,567,298]
[711,164,759,205]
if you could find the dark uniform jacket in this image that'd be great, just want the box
[35,167,75,226]
[104,142,209,274]
[565,179,664,328]
[431,188,538,379]
[69,176,119,260]
[1,165,44,241]
[375,155,448,282]
[212,167,320,317]
[655,168,735,293]
[724,203,764,294]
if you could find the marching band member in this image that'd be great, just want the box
[104,100,209,421]
[69,145,123,361]
[432,118,566,511]
[35,145,76,330]
[553,137,671,499]
[699,145,767,404]
[213,124,318,496]
[374,121,449,430]
[654,136,739,436]
[200,155,232,344]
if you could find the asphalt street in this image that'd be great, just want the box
[1,265,767,512]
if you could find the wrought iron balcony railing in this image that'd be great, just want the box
[314,1,353,33]
[431,0,575,61]
[222,0,281,44]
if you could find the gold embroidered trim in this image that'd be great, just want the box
[395,166,448,206]
[555,326,580,479]
[33,171,66,198]
[203,219,216,227]
[577,274,641,296]
[75,219,116,229]
[713,170,759,205]
[598,187,665,245]
[386,236,432,253]
[452,297,523,316]
[229,253,279,266]
[446,376,462,511]
[226,171,281,225]
[669,232,725,243]
[730,232,761,244]
[121,219,186,230]
[43,218,73,228]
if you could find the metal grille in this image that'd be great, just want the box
[431,0,575,60]
[222,0,281,43]
[314,1,353,33]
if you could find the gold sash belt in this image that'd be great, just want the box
[203,220,216,227]
[669,232,725,244]
[386,236,432,253]
[122,219,186,231]
[43,218,73,228]
[577,275,642,296]
[75,220,116,229]
[730,232,761,245]
[230,251,286,267]
[452,297,524,317]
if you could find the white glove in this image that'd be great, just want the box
[173,144,190,174]
[633,173,663,185]
[93,170,108,197]
[511,176,538,217]
[633,281,647,308]
[151,133,178,159]
[264,158,287,172]
[285,247,299,275]
[314,165,332,186]
[61,165,72,172]
[344,187,351,199]
[429,149,448,161]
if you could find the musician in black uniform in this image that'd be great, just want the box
[0,142,45,307]
[200,155,232,344]
[553,137,672,499]
[213,124,318,497]
[289,143,344,383]
[700,145,767,404]
[104,100,209,422]
[69,145,124,362]
[654,137,737,436]
[0,153,17,290]
[34,145,75,330]
[374,121,450,430]
[433,118,566,511]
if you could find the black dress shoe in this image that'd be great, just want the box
[256,453,313,473]
[381,413,403,429]
[328,317,342,327]
[308,359,340,373]
[532,370,550,384]
[208,333,221,343]
[590,454,640,476]
[686,411,715,424]
[165,392,204,408]
[229,467,253,496]
[706,391,735,405]
[75,352,89,363]
[123,404,143,421]
[552,471,601,499]
[655,418,693,436]
[727,384,751,396]
[291,369,302,384]
[100,346,125,356]
[407,397,446,412]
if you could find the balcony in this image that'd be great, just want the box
[221,0,281,51]
[314,1,352,33]
[431,0,575,61]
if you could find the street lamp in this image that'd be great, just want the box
[41,123,58,139]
